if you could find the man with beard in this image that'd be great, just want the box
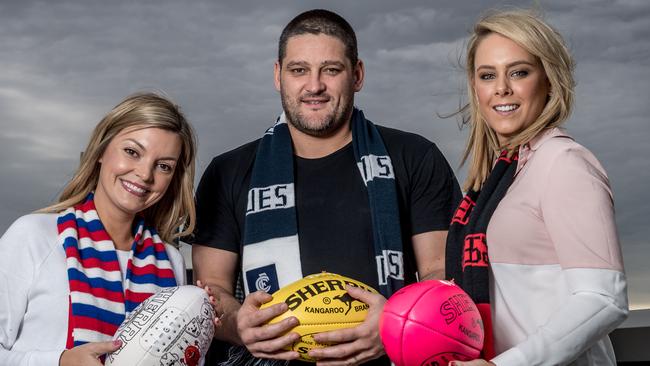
[190,9,461,365]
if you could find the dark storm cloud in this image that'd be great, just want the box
[0,0,648,308]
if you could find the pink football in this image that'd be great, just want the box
[105,285,215,366]
[379,280,484,366]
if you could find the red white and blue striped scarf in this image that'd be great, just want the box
[57,193,177,348]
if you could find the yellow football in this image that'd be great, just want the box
[260,272,378,362]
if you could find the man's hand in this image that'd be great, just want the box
[237,291,302,360]
[308,285,386,366]
[59,340,122,366]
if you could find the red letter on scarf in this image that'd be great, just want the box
[452,196,476,225]
[462,234,488,269]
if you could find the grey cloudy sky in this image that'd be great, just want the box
[1,0,648,310]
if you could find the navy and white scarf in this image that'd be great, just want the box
[241,108,404,298]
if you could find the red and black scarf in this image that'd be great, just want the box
[445,150,518,359]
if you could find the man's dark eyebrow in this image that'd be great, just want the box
[284,60,347,69]
[321,60,345,68]
[285,60,309,68]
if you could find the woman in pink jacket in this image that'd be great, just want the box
[446,10,628,366]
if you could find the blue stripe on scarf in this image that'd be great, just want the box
[132,244,172,261]
[57,215,104,234]
[70,245,120,262]
[57,212,76,225]
[75,217,104,232]
[57,214,104,233]
[71,303,124,326]
[67,268,123,293]
[125,270,177,286]
[125,300,142,313]
[62,237,80,250]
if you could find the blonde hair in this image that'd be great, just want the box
[460,9,575,191]
[40,92,197,243]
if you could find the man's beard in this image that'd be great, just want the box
[280,90,353,137]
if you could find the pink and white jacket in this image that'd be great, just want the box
[487,128,628,366]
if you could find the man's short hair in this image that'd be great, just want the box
[278,9,358,66]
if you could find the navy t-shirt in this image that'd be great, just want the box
[190,124,461,291]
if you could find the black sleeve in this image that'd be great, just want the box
[409,143,462,235]
[190,157,242,253]
[190,140,259,252]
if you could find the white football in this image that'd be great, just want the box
[105,285,215,366]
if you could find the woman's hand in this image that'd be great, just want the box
[59,340,122,366]
[449,359,495,366]
[196,280,222,328]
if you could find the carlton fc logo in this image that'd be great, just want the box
[245,264,280,293]
[256,273,272,292]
